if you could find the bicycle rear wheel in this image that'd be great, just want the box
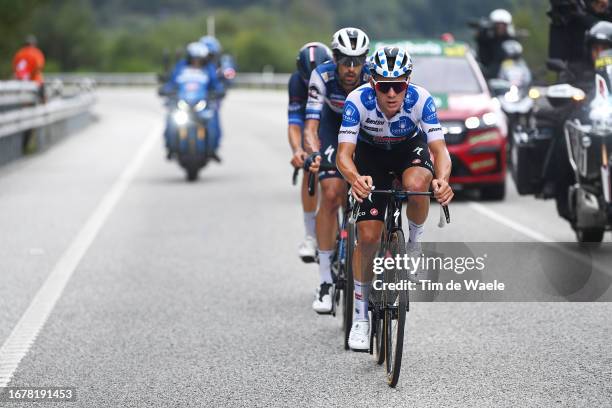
[343,220,356,350]
[384,229,408,388]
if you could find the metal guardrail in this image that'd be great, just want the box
[47,72,291,89]
[0,79,96,167]
[0,81,40,108]
[0,92,96,139]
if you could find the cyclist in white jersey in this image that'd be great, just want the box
[329,46,454,350]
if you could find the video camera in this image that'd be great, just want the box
[548,0,588,26]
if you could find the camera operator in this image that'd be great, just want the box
[549,0,612,87]
[475,9,516,79]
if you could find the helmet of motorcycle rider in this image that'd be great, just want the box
[490,9,513,25]
[586,21,612,62]
[199,36,222,56]
[368,46,413,79]
[296,42,333,82]
[331,27,369,67]
[186,42,210,66]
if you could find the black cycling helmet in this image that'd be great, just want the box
[296,42,333,82]
[586,21,612,50]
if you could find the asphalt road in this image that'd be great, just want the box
[0,88,610,407]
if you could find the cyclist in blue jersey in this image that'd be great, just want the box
[288,42,333,263]
[332,46,454,350]
[303,27,370,314]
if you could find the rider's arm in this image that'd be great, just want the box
[417,90,454,205]
[336,92,372,201]
[303,69,326,154]
[207,62,225,97]
[288,73,307,162]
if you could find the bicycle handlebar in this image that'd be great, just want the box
[369,189,451,225]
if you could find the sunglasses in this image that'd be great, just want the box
[373,80,409,94]
[336,54,366,67]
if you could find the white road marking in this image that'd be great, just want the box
[468,201,610,277]
[0,123,161,387]
[468,201,554,242]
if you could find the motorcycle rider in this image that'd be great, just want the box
[544,22,612,221]
[288,42,333,263]
[199,35,226,160]
[161,42,224,159]
[475,9,516,79]
[304,27,370,314]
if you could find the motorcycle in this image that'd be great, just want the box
[488,40,534,154]
[512,55,612,243]
[163,67,218,181]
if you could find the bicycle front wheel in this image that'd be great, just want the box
[343,219,356,350]
[384,229,408,388]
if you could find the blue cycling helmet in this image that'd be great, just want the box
[199,36,222,56]
[368,46,413,78]
[296,42,333,81]
[186,42,210,65]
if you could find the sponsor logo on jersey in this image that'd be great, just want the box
[363,125,381,132]
[428,127,442,133]
[360,88,377,110]
[308,86,320,99]
[422,96,439,124]
[403,86,419,110]
[288,102,302,111]
[342,101,360,127]
[365,118,385,125]
[370,208,379,216]
[390,116,415,136]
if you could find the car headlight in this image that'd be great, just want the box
[173,110,189,126]
[465,112,498,130]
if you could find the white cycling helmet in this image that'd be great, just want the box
[186,42,209,59]
[331,27,369,56]
[490,9,512,25]
[369,46,413,78]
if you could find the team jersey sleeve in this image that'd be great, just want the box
[304,69,326,121]
[337,90,364,145]
[287,73,307,127]
[415,88,445,144]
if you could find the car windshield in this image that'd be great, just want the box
[410,56,483,94]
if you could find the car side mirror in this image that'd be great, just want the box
[488,78,512,97]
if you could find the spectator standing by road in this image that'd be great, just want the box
[12,35,46,103]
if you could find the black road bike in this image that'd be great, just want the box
[358,187,450,387]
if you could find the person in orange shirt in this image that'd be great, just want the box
[12,35,46,102]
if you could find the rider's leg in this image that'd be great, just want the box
[301,171,317,237]
[315,177,345,284]
[353,220,383,321]
[402,167,433,246]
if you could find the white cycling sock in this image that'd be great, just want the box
[353,280,371,321]
[318,250,334,284]
[408,220,424,247]
[303,211,316,238]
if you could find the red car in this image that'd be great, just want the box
[374,39,508,200]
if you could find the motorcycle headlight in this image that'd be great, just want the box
[504,85,520,103]
[173,110,189,126]
[194,100,207,112]
[177,100,190,111]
